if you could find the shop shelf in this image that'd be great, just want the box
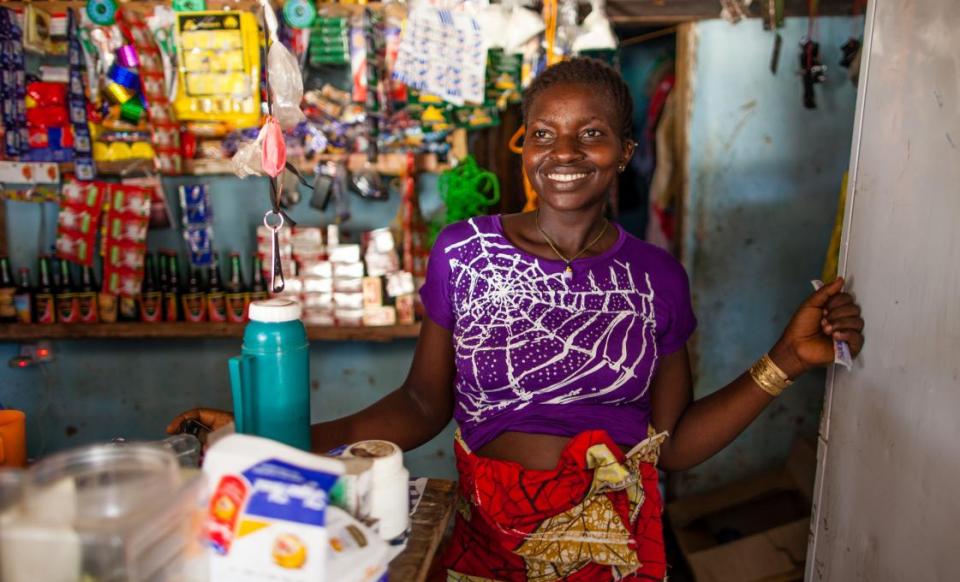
[0,322,421,342]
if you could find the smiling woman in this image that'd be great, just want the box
[509,62,636,273]
[170,57,865,582]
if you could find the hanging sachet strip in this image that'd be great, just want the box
[118,7,182,174]
[67,8,96,180]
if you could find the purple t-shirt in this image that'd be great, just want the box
[420,215,696,451]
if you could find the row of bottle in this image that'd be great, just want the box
[0,252,269,325]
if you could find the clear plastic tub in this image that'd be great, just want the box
[0,469,22,511]
[0,443,207,582]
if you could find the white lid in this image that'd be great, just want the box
[248,298,302,323]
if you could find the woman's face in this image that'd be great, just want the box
[522,82,634,213]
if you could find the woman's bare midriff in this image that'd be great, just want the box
[476,431,631,471]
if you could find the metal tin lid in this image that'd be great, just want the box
[248,298,302,323]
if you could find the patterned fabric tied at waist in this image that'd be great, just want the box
[442,427,669,582]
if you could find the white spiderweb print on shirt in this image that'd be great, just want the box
[447,219,659,427]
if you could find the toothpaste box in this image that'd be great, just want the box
[204,434,345,582]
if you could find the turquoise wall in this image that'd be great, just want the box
[1,174,458,480]
[678,17,860,495]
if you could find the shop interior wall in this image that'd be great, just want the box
[0,175,459,480]
[677,16,861,496]
[1,16,860,483]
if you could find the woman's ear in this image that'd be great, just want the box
[622,138,636,165]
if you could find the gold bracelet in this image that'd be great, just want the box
[749,354,793,397]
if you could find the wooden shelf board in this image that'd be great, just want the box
[0,323,420,342]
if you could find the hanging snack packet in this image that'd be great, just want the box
[101,184,151,297]
[179,184,215,268]
[56,178,107,266]
[67,7,95,180]
[122,175,173,229]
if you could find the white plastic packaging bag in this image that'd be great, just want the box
[505,1,545,54]
[572,0,618,53]
[268,42,307,130]
[231,124,267,178]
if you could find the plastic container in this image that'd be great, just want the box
[341,440,409,540]
[0,443,207,582]
[0,469,22,511]
[229,298,311,450]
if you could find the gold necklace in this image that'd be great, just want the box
[535,209,609,280]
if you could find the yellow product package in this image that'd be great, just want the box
[173,11,261,125]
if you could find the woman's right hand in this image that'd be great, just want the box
[166,408,235,435]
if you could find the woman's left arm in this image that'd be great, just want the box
[651,277,864,471]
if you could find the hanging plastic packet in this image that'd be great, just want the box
[477,3,510,50]
[309,13,349,66]
[267,42,306,130]
[504,0,545,55]
[102,184,152,297]
[122,175,173,229]
[231,123,267,178]
[179,184,215,268]
[572,0,618,53]
[392,6,487,106]
[348,17,368,104]
[811,280,854,370]
[0,7,29,158]
[144,7,176,100]
[260,116,286,178]
[56,178,108,266]
[67,8,96,180]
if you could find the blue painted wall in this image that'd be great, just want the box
[1,174,459,480]
[678,17,860,495]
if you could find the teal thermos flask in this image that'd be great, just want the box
[228,298,311,450]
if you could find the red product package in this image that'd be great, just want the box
[122,175,173,229]
[27,82,67,107]
[56,179,107,267]
[102,240,146,297]
[30,126,75,150]
[100,184,152,297]
[103,264,145,297]
[206,475,249,555]
[107,183,152,219]
[104,238,147,271]
[26,106,69,128]
[106,213,149,244]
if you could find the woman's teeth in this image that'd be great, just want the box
[547,173,588,182]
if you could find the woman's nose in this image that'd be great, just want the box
[549,135,584,163]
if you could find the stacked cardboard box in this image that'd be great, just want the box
[256,224,418,327]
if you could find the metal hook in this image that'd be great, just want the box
[263,210,286,294]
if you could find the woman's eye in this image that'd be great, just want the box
[533,129,551,139]
[583,129,604,139]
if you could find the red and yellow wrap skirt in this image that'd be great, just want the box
[438,428,668,581]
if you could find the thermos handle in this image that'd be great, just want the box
[0,434,4,465]
[228,354,256,435]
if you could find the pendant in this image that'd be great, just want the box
[563,265,573,281]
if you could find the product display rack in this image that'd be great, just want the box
[0,322,421,342]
